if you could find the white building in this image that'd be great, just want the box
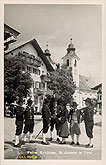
[62,39,97,108]
[5,39,54,112]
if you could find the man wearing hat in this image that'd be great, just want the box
[42,98,51,145]
[68,102,81,145]
[80,98,94,148]
[14,97,25,147]
[23,98,35,143]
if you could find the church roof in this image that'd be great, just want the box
[5,38,54,72]
[62,38,80,60]
[79,75,96,91]
[45,49,50,54]
[62,51,80,60]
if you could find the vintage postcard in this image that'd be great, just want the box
[0,0,106,165]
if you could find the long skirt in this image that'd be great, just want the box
[59,121,69,138]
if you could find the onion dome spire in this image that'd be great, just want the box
[67,38,76,53]
[45,42,51,56]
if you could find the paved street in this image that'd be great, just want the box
[4,114,102,160]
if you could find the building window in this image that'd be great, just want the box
[100,95,102,101]
[33,68,37,74]
[74,59,77,67]
[35,82,39,88]
[27,66,32,73]
[38,70,40,75]
[99,104,102,109]
[39,82,42,89]
[67,59,69,66]
[32,81,34,88]
[97,95,99,100]
[43,83,45,89]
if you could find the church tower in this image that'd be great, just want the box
[62,38,80,104]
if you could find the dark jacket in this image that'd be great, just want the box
[59,107,68,124]
[15,105,24,121]
[68,108,81,124]
[24,106,34,120]
[42,104,51,124]
[81,105,94,123]
[49,101,55,117]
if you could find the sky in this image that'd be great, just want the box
[4,4,102,84]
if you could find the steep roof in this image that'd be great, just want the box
[92,83,102,90]
[4,24,20,36]
[5,39,54,72]
[62,51,80,60]
[79,75,96,91]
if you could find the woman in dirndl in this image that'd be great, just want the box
[58,102,69,144]
[68,102,81,145]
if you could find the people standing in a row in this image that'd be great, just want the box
[41,96,94,148]
[14,95,94,148]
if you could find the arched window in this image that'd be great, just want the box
[67,59,69,66]
[74,59,77,67]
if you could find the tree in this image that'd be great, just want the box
[4,53,33,105]
[47,65,76,104]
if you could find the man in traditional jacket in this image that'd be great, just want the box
[23,98,35,143]
[42,98,51,145]
[80,98,94,148]
[48,96,56,141]
[14,97,25,147]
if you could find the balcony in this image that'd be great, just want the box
[19,52,42,67]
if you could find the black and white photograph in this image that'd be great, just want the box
[1,1,104,162]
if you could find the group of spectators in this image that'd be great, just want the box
[14,95,94,148]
